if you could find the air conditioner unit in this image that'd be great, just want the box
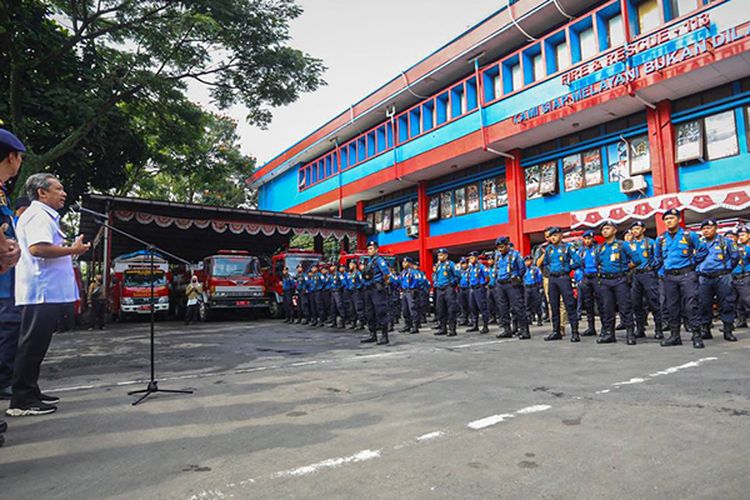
[406,225,419,238]
[620,175,647,194]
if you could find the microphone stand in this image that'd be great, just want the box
[77,205,193,405]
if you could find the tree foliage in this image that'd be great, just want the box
[0,0,325,202]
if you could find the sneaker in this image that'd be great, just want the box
[38,392,60,404]
[6,402,57,417]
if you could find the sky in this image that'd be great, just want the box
[188,0,503,166]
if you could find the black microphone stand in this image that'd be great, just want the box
[77,205,193,405]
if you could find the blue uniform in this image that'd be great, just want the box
[457,267,471,325]
[492,249,528,335]
[281,275,297,320]
[468,263,490,330]
[399,268,421,331]
[577,245,600,335]
[328,271,347,326]
[656,228,706,337]
[697,235,739,330]
[347,269,365,328]
[363,255,391,335]
[434,260,458,335]
[628,237,663,337]
[733,242,750,323]
[540,242,580,334]
[0,186,20,391]
[524,265,543,325]
[594,240,636,336]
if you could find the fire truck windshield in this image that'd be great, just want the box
[212,257,260,277]
[286,256,319,276]
[123,270,167,287]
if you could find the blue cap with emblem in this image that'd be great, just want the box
[726,228,737,236]
[468,251,479,257]
[700,217,717,228]
[600,220,617,230]
[631,221,645,229]
[402,256,413,264]
[582,230,595,238]
[662,208,680,219]
[436,248,448,254]
[738,226,750,234]
[495,236,510,246]
[366,239,378,248]
[459,257,467,263]
[0,129,26,153]
[524,255,532,260]
[547,226,561,235]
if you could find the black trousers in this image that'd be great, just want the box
[597,276,633,331]
[348,289,364,324]
[470,287,490,325]
[185,303,199,323]
[89,300,107,329]
[548,275,578,331]
[11,303,70,407]
[435,287,457,326]
[401,290,420,328]
[578,276,598,330]
[330,290,345,322]
[493,283,527,328]
[663,271,701,331]
[631,271,662,332]
[283,291,295,319]
[524,286,542,323]
[364,284,388,332]
[0,298,21,389]
[458,288,470,323]
[300,293,312,321]
[698,274,735,326]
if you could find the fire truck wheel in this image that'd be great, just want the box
[269,300,283,319]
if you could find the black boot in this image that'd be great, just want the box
[615,322,625,331]
[398,325,411,333]
[570,324,580,343]
[691,329,705,349]
[434,321,447,336]
[480,321,489,334]
[496,325,513,338]
[466,322,479,332]
[448,322,457,337]
[360,330,377,343]
[634,327,646,339]
[626,326,636,346]
[597,328,616,344]
[701,325,713,340]
[377,327,390,345]
[410,325,420,334]
[544,329,563,341]
[660,327,682,346]
[518,324,530,339]
[581,323,596,336]
[722,322,737,342]
[654,321,664,340]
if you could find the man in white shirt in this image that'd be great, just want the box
[6,173,89,416]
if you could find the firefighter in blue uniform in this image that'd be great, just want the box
[308,264,321,326]
[485,254,499,325]
[523,255,543,327]
[628,220,664,339]
[360,240,392,345]
[537,226,581,341]
[415,264,430,325]
[466,251,490,333]
[433,248,458,336]
[654,209,709,348]
[398,257,421,334]
[578,229,600,337]
[727,228,748,328]
[328,263,347,328]
[696,218,739,342]
[346,260,364,329]
[594,220,638,345]
[457,258,471,326]
[388,264,401,331]
[294,265,307,324]
[732,227,750,332]
[281,267,297,323]
[316,262,332,327]
[493,236,529,339]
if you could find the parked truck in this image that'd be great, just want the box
[109,250,170,321]
[264,249,322,318]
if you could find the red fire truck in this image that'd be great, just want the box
[176,250,268,321]
[110,250,171,321]
[264,249,322,318]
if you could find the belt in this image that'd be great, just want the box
[549,272,569,277]
[488,285,496,289]
[524,284,540,288]
[733,272,750,280]
[665,266,694,276]
[599,272,625,280]
[698,270,730,279]
[437,285,453,291]
[584,273,597,279]
[634,267,656,274]
[471,285,486,289]
[498,278,518,285]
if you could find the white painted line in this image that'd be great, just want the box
[272,449,381,478]
[516,404,552,415]
[595,389,611,394]
[468,413,515,429]
[416,431,445,441]
[648,357,718,377]
[612,377,647,386]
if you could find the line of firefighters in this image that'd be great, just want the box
[278,209,750,349]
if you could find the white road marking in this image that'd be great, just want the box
[516,404,552,415]
[416,431,445,441]
[612,377,647,386]
[648,357,718,377]
[273,449,381,478]
[595,389,611,394]
[468,404,551,430]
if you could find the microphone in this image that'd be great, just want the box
[70,203,81,213]
[72,203,108,219]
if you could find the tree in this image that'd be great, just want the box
[1,0,325,195]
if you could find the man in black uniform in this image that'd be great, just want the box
[433,248,458,336]
[360,240,392,345]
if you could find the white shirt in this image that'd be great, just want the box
[15,200,79,305]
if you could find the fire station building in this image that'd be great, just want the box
[250,0,750,271]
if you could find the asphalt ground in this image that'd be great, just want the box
[0,316,748,500]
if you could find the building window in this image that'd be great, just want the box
[606,14,625,48]
[579,26,597,61]
[555,40,571,71]
[670,0,699,19]
[675,110,739,163]
[562,149,604,191]
[635,0,660,35]
[440,191,453,219]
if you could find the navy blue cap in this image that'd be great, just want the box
[402,256,413,264]
[662,208,680,219]
[495,236,510,246]
[700,217,717,228]
[523,255,533,260]
[437,248,448,254]
[366,239,378,247]
[459,257,467,263]
[738,226,750,234]
[600,220,617,230]
[468,251,479,257]
[582,230,595,238]
[0,129,26,153]
[725,228,738,236]
[630,221,646,229]
[547,226,561,235]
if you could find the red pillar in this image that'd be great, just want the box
[417,181,433,273]
[355,200,367,251]
[647,100,678,232]
[505,150,531,255]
